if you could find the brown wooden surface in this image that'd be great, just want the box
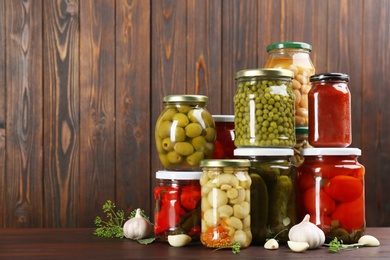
[0,0,389,228]
[0,227,388,259]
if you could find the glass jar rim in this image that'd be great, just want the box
[156,170,202,180]
[301,147,361,156]
[310,73,349,82]
[163,95,208,103]
[234,148,294,156]
[235,68,294,80]
[200,159,250,167]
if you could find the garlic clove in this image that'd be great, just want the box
[358,235,380,247]
[168,234,192,247]
[264,238,279,250]
[287,241,310,252]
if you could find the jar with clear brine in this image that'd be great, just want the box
[298,148,365,243]
[154,171,202,242]
[264,42,315,127]
[234,148,297,245]
[155,95,216,170]
[199,159,252,249]
[234,68,295,147]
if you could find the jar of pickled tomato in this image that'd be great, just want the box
[155,95,216,170]
[153,170,202,242]
[234,148,297,245]
[264,42,315,127]
[298,148,365,243]
[234,68,295,148]
[212,115,236,159]
[308,73,351,147]
[199,159,252,249]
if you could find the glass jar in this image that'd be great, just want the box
[199,159,251,249]
[291,127,311,167]
[234,68,295,148]
[264,42,315,127]
[298,148,365,243]
[155,95,216,170]
[308,73,351,147]
[153,170,202,242]
[212,115,236,159]
[234,148,297,245]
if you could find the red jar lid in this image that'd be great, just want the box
[301,147,361,156]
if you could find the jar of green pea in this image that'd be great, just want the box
[234,68,295,147]
[155,95,216,170]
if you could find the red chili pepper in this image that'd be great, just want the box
[180,185,201,211]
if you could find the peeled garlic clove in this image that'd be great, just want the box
[168,234,192,247]
[264,238,279,250]
[287,241,310,252]
[358,235,380,247]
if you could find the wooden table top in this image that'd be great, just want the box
[0,228,388,259]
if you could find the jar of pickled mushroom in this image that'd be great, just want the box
[298,148,365,243]
[264,42,315,127]
[155,95,216,170]
[212,115,236,159]
[234,148,297,245]
[308,73,351,147]
[291,127,311,167]
[199,159,252,249]
[154,170,202,242]
[234,68,295,148]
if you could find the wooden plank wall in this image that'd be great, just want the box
[0,0,389,228]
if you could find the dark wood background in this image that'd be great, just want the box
[0,0,389,228]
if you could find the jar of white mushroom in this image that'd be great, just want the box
[199,159,252,249]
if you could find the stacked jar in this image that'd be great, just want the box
[212,115,236,159]
[264,42,315,168]
[233,68,298,245]
[297,73,366,243]
[154,95,216,242]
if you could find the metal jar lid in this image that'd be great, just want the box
[163,95,208,103]
[200,159,251,167]
[266,41,312,52]
[235,68,294,80]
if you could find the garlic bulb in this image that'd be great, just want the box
[288,214,325,249]
[123,208,153,240]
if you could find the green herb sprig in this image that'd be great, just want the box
[212,241,241,254]
[325,237,361,253]
[93,200,126,238]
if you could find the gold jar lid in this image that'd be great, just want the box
[163,95,208,103]
[200,159,250,167]
[235,68,294,80]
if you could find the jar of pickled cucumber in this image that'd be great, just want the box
[155,95,216,170]
[234,148,297,245]
[234,68,295,148]
[298,148,365,243]
[264,42,315,127]
[199,159,252,249]
[154,170,202,242]
[212,115,236,159]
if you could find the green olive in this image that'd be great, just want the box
[159,108,177,121]
[167,151,183,164]
[158,154,171,168]
[172,126,186,142]
[202,111,215,127]
[186,151,204,166]
[155,136,165,153]
[191,136,206,151]
[157,121,172,139]
[172,113,189,127]
[162,137,175,151]
[187,109,202,123]
[174,142,194,156]
[185,123,203,138]
[203,127,216,142]
[177,105,192,114]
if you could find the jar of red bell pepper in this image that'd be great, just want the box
[298,148,365,243]
[153,170,202,242]
[308,73,351,147]
[212,115,236,159]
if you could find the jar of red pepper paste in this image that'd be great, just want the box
[308,73,351,147]
[153,170,202,242]
[212,115,236,159]
[298,148,365,243]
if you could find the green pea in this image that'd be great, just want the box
[174,142,194,156]
[172,113,189,127]
[185,123,203,138]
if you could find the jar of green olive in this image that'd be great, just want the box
[234,68,295,147]
[234,148,297,245]
[155,95,216,170]
[199,159,252,249]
